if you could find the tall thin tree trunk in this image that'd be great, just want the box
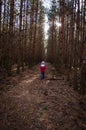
[33,0,39,63]
[73,0,79,88]
[0,0,2,66]
[60,0,65,66]
[17,0,23,73]
[67,0,74,82]
[29,0,35,66]
[8,0,14,75]
[0,0,2,36]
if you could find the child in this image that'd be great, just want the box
[40,61,46,80]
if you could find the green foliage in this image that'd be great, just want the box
[40,111,44,116]
[47,0,60,20]
[42,105,48,110]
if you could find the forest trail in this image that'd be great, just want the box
[0,63,86,130]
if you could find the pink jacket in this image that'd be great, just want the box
[40,65,46,72]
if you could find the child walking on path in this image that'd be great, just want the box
[40,61,46,80]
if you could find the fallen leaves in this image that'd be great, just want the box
[0,63,86,130]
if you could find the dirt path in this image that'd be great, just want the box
[0,63,86,130]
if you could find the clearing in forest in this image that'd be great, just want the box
[0,63,86,130]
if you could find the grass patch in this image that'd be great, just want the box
[42,105,48,110]
[40,112,44,116]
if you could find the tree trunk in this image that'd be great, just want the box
[17,0,23,73]
[33,0,39,63]
[29,0,35,66]
[0,0,2,36]
[8,0,14,75]
[60,0,65,65]
[0,0,2,66]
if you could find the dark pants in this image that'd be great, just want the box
[40,72,45,80]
